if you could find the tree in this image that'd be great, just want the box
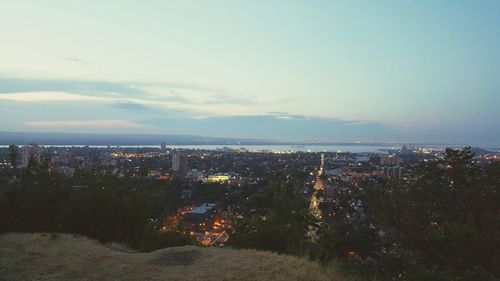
[8,145,18,169]
[228,182,317,255]
[364,148,500,280]
[0,161,194,252]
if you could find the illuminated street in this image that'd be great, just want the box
[308,154,324,242]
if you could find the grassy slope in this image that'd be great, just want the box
[0,233,357,281]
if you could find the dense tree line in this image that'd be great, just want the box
[0,157,194,251]
[315,148,500,280]
[228,181,317,255]
[227,148,500,281]
[1,147,498,280]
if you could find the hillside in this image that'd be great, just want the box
[0,233,353,281]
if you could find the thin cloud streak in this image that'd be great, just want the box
[111,101,151,111]
[0,91,111,102]
[0,77,229,98]
[65,57,91,64]
[0,77,265,114]
[0,90,265,117]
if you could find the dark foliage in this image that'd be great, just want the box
[0,158,194,251]
[318,148,500,280]
[228,181,317,255]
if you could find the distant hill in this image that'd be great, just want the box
[0,131,419,147]
[0,131,276,146]
[0,233,357,281]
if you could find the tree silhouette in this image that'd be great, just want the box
[363,147,500,280]
[8,145,18,170]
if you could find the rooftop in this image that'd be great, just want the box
[188,203,217,215]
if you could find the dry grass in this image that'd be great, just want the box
[0,233,359,281]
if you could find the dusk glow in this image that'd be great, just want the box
[1,3,499,279]
[1,1,499,145]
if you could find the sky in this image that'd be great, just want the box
[0,1,499,146]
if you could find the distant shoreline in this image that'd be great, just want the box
[0,132,470,147]
[1,144,491,154]
[1,131,496,151]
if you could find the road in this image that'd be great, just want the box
[310,177,324,219]
[307,154,325,242]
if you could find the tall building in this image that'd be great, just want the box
[378,154,402,179]
[380,154,401,166]
[172,151,187,178]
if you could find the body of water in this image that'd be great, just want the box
[0,144,478,153]
[0,144,400,153]
[165,144,399,153]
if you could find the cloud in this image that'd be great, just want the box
[0,91,112,102]
[0,77,227,98]
[65,57,91,64]
[266,112,313,120]
[0,76,395,141]
[144,114,392,141]
[0,77,261,116]
[0,77,147,97]
[111,101,150,111]
[0,89,260,117]
[25,119,154,130]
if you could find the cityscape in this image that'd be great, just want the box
[1,1,499,281]
[1,142,499,280]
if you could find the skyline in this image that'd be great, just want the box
[1,1,499,146]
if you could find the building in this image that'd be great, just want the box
[380,154,401,166]
[379,166,402,179]
[183,203,220,231]
[172,151,188,178]
[324,184,350,200]
[379,154,402,179]
[187,169,204,181]
[206,173,231,182]
[324,168,345,176]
